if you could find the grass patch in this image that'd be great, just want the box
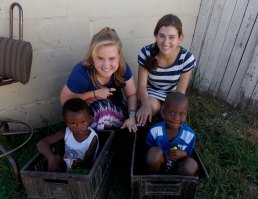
[0,93,257,199]
[0,122,65,199]
[189,94,258,199]
[0,135,36,199]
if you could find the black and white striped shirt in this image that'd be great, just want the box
[138,44,196,101]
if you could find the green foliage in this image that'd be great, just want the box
[0,122,65,199]
[0,184,6,198]
[0,135,36,199]
[189,94,258,199]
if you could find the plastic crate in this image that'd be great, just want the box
[20,130,114,199]
[130,127,209,199]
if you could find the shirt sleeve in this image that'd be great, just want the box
[66,63,91,93]
[182,51,196,73]
[64,128,69,142]
[186,135,196,156]
[184,125,196,156]
[145,130,156,148]
[124,62,133,81]
[138,44,152,66]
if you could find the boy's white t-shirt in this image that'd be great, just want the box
[63,127,99,169]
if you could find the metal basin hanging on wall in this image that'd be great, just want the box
[0,2,33,85]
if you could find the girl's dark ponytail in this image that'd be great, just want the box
[143,43,159,72]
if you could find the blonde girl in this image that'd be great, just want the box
[60,27,137,132]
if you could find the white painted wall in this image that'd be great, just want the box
[0,0,201,128]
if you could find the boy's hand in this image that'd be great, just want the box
[167,148,187,161]
[71,158,82,168]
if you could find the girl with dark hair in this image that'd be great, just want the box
[136,14,196,126]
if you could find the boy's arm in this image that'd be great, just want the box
[168,132,196,161]
[37,131,65,161]
[75,135,98,168]
[185,132,196,156]
[145,131,156,148]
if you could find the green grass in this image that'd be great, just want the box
[0,93,257,199]
[0,123,64,199]
[0,135,36,199]
[189,94,258,199]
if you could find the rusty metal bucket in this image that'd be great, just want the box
[0,2,33,85]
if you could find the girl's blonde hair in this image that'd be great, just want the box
[83,27,126,87]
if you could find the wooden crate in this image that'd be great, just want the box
[20,130,114,199]
[130,127,209,199]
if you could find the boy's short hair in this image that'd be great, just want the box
[164,91,189,106]
[62,98,90,118]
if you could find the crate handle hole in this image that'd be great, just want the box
[43,178,69,184]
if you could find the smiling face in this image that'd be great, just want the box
[164,98,188,131]
[92,44,120,80]
[65,110,91,142]
[155,26,183,56]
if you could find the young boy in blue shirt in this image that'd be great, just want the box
[145,92,198,175]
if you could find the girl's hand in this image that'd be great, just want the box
[121,116,138,133]
[95,88,116,99]
[167,148,187,161]
[136,103,152,126]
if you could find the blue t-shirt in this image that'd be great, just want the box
[146,121,196,156]
[66,62,132,93]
